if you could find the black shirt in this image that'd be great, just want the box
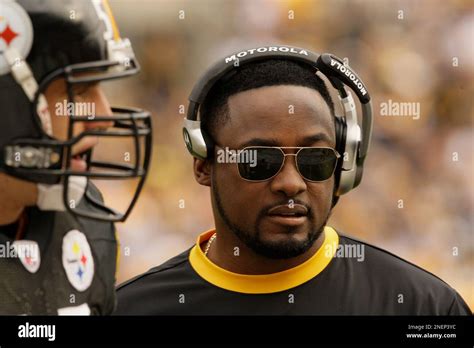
[115,226,471,315]
[0,184,117,315]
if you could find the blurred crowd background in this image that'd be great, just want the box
[98,0,473,309]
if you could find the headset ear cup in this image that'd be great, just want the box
[335,116,346,156]
[332,116,347,207]
[201,128,215,159]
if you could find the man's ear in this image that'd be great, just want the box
[193,157,212,187]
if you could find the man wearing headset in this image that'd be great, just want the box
[116,46,470,315]
[0,0,151,315]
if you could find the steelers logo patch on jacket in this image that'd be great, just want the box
[62,229,95,292]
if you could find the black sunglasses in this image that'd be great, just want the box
[216,146,341,182]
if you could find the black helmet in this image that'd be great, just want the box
[0,0,152,221]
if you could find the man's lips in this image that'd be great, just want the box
[266,204,309,227]
[70,157,87,172]
[70,152,88,172]
[267,204,308,217]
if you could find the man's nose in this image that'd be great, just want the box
[269,155,307,197]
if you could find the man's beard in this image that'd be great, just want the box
[212,175,330,260]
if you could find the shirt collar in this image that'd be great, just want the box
[189,225,339,294]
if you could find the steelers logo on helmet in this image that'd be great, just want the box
[0,0,33,75]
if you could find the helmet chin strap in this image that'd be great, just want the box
[36,176,87,212]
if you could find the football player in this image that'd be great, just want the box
[0,0,152,315]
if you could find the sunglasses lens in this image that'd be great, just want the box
[238,147,283,181]
[297,148,338,181]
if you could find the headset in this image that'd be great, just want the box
[182,45,373,206]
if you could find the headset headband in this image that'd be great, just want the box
[184,45,373,198]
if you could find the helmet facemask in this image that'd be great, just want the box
[3,39,152,222]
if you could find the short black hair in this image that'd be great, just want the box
[200,59,336,140]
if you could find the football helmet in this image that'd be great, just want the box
[0,0,152,221]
